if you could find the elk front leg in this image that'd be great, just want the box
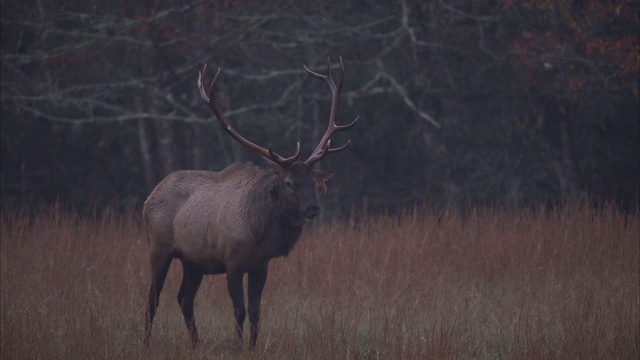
[177,261,203,347]
[226,270,246,347]
[248,266,268,349]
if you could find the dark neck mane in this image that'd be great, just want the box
[246,166,304,259]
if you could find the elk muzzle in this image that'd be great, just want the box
[303,203,320,219]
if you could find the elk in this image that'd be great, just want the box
[142,57,357,349]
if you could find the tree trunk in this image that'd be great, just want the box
[156,119,178,175]
[191,122,207,170]
[554,117,579,200]
[540,98,580,201]
[137,118,154,193]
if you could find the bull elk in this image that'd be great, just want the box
[142,57,357,349]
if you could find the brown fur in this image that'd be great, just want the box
[144,57,353,350]
[142,161,331,348]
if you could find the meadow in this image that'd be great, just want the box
[1,204,638,359]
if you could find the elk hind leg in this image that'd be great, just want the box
[177,261,203,347]
[248,266,268,349]
[144,251,173,346]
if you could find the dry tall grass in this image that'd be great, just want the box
[1,204,638,359]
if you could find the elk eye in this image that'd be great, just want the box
[285,179,294,189]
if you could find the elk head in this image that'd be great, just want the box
[198,57,357,222]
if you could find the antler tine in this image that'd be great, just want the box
[336,57,344,93]
[197,64,224,106]
[198,64,301,167]
[197,64,210,102]
[303,57,358,166]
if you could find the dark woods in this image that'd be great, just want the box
[1,1,638,215]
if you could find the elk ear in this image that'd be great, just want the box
[312,170,335,194]
[269,175,279,200]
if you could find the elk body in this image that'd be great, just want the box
[142,57,357,349]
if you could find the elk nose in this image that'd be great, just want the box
[304,205,320,219]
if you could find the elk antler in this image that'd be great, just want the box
[198,64,301,168]
[303,57,358,166]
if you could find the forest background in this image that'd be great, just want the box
[2,0,638,215]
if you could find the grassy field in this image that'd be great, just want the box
[1,204,638,359]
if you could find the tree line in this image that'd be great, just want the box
[1,0,638,215]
